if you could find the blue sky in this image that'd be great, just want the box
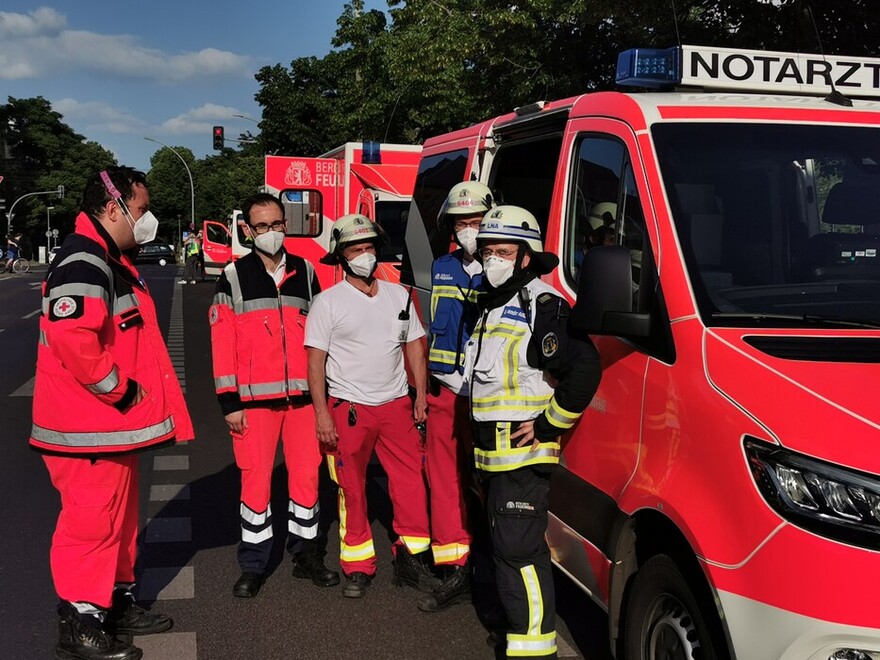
[1,1,388,172]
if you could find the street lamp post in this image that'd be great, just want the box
[144,137,193,252]
[233,114,259,124]
[46,205,53,262]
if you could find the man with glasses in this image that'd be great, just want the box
[464,206,601,658]
[418,182,494,612]
[210,193,338,598]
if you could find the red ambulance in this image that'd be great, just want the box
[202,141,421,287]
[404,45,880,660]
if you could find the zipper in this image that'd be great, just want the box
[277,287,290,402]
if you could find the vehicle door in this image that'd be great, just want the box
[201,221,231,276]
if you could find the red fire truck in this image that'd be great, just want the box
[201,141,421,287]
[404,45,880,660]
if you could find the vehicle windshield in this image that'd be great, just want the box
[375,200,410,262]
[653,122,880,328]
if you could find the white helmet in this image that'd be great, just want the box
[321,214,381,265]
[438,181,495,231]
[477,205,558,274]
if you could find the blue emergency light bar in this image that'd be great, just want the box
[616,47,681,88]
[616,45,880,98]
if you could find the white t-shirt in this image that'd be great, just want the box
[304,279,425,405]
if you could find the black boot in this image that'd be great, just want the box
[56,603,143,660]
[106,588,173,636]
[292,548,340,587]
[418,563,472,612]
[393,549,441,593]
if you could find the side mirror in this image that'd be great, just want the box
[571,246,650,338]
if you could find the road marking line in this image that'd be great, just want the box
[145,517,192,543]
[153,455,189,471]
[11,376,35,397]
[136,632,197,660]
[139,566,195,601]
[149,484,191,502]
[22,308,41,319]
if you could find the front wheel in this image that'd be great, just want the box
[622,554,728,660]
[12,258,29,274]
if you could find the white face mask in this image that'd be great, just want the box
[127,210,159,245]
[483,255,515,287]
[347,252,377,278]
[254,230,285,255]
[455,227,479,255]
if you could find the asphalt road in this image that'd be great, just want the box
[0,263,612,660]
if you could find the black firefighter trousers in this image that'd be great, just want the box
[485,466,558,658]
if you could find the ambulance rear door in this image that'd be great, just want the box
[201,220,232,277]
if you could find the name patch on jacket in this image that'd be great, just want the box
[501,306,527,323]
[50,296,84,321]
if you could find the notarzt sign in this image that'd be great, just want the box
[681,45,880,97]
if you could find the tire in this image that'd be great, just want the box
[12,258,29,274]
[158,257,168,266]
[622,555,728,660]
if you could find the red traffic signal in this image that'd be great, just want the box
[212,126,225,150]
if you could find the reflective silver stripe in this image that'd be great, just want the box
[30,416,174,448]
[521,565,543,636]
[506,632,557,655]
[545,398,580,430]
[242,526,273,544]
[289,521,318,539]
[213,291,233,307]
[240,379,308,397]
[241,298,278,313]
[39,329,48,346]
[225,262,243,309]
[87,366,120,395]
[55,251,112,279]
[280,295,309,311]
[472,396,551,414]
[214,375,237,390]
[289,501,318,521]
[48,282,110,306]
[473,444,560,470]
[112,292,140,316]
[240,502,271,526]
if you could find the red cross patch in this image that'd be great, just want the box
[53,296,77,318]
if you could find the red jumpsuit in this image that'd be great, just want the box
[31,212,193,607]
[209,250,322,572]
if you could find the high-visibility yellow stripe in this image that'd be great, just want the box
[432,543,470,564]
[341,538,375,562]
[544,396,581,430]
[506,631,557,657]
[521,565,542,636]
[474,443,560,472]
[400,536,431,554]
[497,423,511,451]
[428,348,458,364]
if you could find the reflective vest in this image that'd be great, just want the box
[427,251,481,375]
[30,213,194,455]
[209,250,319,415]
[464,278,562,472]
[185,238,200,258]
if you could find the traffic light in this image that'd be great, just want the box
[212,125,225,150]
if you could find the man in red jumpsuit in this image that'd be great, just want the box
[31,166,194,660]
[210,193,338,598]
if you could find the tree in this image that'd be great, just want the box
[1,96,116,248]
[145,146,198,244]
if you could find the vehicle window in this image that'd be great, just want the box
[410,149,469,259]
[205,223,228,246]
[375,201,409,262]
[652,123,880,327]
[489,135,563,242]
[280,189,322,237]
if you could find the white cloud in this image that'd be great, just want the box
[0,8,252,82]
[160,103,250,134]
[52,98,149,135]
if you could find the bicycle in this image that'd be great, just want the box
[10,256,30,274]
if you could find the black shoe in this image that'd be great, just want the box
[232,572,266,598]
[56,605,143,660]
[292,552,340,587]
[393,550,441,593]
[342,572,372,598]
[418,564,472,612]
[106,590,172,636]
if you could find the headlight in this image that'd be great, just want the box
[746,438,880,550]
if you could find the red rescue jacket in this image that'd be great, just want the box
[210,250,320,415]
[30,213,194,455]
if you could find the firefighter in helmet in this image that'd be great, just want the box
[419,181,494,612]
[463,205,601,657]
[304,214,438,598]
